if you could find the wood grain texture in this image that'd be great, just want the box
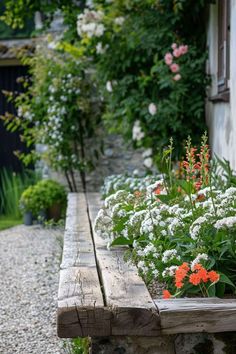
[58,193,105,338]
[87,193,161,336]
[155,298,236,334]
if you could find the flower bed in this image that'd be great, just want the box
[95,137,236,299]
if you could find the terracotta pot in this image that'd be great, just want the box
[47,203,62,222]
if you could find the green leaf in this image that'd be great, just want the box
[215,282,225,297]
[218,273,236,288]
[208,283,216,297]
[111,236,133,246]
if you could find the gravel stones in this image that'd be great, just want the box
[0,225,65,354]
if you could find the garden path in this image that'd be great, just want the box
[0,225,65,354]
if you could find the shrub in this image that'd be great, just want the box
[19,179,67,218]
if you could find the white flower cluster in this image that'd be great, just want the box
[162,249,180,264]
[214,216,236,230]
[132,120,145,141]
[96,172,236,288]
[77,9,105,38]
[101,173,162,197]
[191,253,208,271]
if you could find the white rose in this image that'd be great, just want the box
[106,81,113,92]
[148,103,157,116]
[143,157,153,169]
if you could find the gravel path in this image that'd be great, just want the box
[0,225,66,354]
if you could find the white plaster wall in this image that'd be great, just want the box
[206,1,236,170]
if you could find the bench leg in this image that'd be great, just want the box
[90,335,175,354]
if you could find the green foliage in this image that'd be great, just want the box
[2,44,103,191]
[19,179,67,216]
[0,0,83,30]
[0,215,22,231]
[73,0,211,160]
[63,337,90,354]
[0,168,38,218]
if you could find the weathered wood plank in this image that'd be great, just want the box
[58,193,106,338]
[87,192,161,336]
[155,298,236,334]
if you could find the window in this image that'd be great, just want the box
[218,0,230,94]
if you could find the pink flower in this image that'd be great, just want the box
[171,43,177,50]
[173,48,181,58]
[173,74,181,81]
[170,63,180,73]
[164,52,173,65]
[179,44,188,55]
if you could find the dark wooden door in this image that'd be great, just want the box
[0,65,29,172]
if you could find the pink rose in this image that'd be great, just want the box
[173,48,181,58]
[173,74,181,81]
[170,63,180,73]
[179,44,188,55]
[171,43,177,50]
[164,52,173,65]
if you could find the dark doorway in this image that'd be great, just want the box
[0,65,29,172]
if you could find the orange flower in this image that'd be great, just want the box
[208,271,220,283]
[174,263,190,289]
[175,280,184,289]
[189,272,201,285]
[193,263,203,271]
[197,268,209,283]
[196,193,205,202]
[134,191,142,198]
[163,290,171,299]
[180,262,190,271]
[154,187,162,195]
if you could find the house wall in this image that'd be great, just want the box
[206,1,236,169]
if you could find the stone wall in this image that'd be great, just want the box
[49,134,146,192]
[90,333,236,354]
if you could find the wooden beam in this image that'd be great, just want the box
[87,193,161,336]
[155,298,236,334]
[57,193,105,338]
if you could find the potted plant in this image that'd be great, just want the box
[20,179,66,225]
[34,179,67,221]
[19,185,44,225]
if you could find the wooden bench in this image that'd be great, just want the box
[57,193,236,354]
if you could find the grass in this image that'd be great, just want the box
[0,215,22,231]
[63,338,90,354]
[0,168,40,218]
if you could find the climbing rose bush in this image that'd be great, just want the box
[74,0,209,161]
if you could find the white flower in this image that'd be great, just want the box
[106,81,113,92]
[191,253,208,271]
[143,157,153,169]
[162,249,179,263]
[162,265,178,277]
[114,16,125,25]
[142,148,152,158]
[17,107,23,117]
[95,23,105,37]
[152,269,159,278]
[96,42,107,54]
[148,103,157,116]
[214,216,236,230]
[132,120,145,141]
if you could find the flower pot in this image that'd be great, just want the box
[24,211,33,226]
[47,203,62,222]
